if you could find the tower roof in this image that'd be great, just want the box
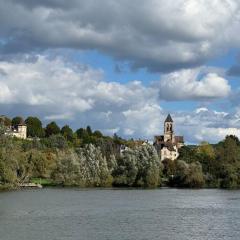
[165,114,173,123]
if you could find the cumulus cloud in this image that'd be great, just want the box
[172,108,240,143]
[0,54,239,143]
[159,68,231,100]
[0,54,163,138]
[0,0,240,72]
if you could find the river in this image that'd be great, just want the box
[0,188,240,240]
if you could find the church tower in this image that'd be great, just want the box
[164,114,174,142]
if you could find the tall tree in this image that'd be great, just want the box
[76,128,85,139]
[25,116,45,138]
[45,122,60,137]
[61,125,74,141]
[217,136,240,164]
[86,126,92,135]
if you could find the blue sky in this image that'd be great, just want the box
[0,0,240,143]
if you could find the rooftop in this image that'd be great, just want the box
[165,114,173,123]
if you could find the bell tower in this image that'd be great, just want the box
[164,114,174,142]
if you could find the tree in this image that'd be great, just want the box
[226,135,240,146]
[178,146,198,164]
[135,145,162,187]
[93,130,103,138]
[184,162,205,188]
[197,142,215,159]
[52,144,112,187]
[25,116,45,138]
[12,116,24,126]
[61,125,74,141]
[44,134,68,149]
[75,127,94,145]
[219,164,239,189]
[196,142,216,174]
[45,122,60,137]
[86,126,92,135]
[0,116,11,127]
[216,136,240,164]
[171,160,205,188]
[113,148,138,187]
[162,158,176,177]
[0,124,5,135]
[113,145,162,187]
[76,128,86,139]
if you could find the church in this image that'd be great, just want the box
[153,114,184,161]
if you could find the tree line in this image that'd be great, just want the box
[1,115,240,190]
[0,115,162,190]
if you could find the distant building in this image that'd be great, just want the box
[5,124,27,139]
[153,114,184,161]
[0,116,27,140]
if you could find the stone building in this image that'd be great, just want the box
[153,114,184,161]
[6,124,27,139]
[0,116,27,139]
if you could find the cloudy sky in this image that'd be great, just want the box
[1,0,240,143]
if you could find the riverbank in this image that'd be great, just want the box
[1,134,240,190]
[1,180,238,192]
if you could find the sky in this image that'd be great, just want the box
[0,0,240,144]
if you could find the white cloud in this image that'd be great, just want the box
[172,108,240,143]
[0,54,161,138]
[195,107,208,114]
[194,127,240,143]
[123,104,163,138]
[0,1,240,72]
[159,68,231,100]
[0,82,13,103]
[44,113,73,121]
[0,54,239,143]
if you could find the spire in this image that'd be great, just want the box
[165,114,173,123]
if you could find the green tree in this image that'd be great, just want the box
[76,128,85,139]
[219,164,239,189]
[184,162,205,188]
[171,160,205,188]
[25,116,45,138]
[197,142,215,159]
[45,122,60,137]
[93,130,103,138]
[61,125,74,141]
[113,145,162,187]
[12,116,24,126]
[86,126,92,135]
[0,116,11,127]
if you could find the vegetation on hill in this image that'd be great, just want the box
[165,135,240,188]
[0,115,162,189]
[0,115,240,190]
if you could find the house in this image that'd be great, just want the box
[5,124,27,139]
[0,116,27,139]
[153,114,184,161]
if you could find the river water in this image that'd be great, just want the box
[0,188,240,240]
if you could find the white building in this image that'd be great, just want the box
[5,124,27,139]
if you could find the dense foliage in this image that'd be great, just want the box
[0,115,163,189]
[0,115,240,190]
[175,136,240,188]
